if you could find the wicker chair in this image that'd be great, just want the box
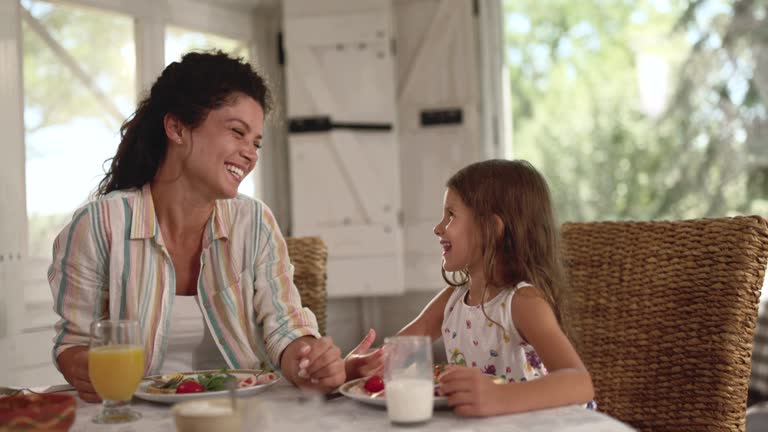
[561,217,768,432]
[285,236,328,335]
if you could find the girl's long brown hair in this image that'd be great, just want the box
[441,159,568,329]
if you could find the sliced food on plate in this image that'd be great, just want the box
[136,368,280,403]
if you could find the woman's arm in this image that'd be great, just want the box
[251,204,344,392]
[49,203,109,402]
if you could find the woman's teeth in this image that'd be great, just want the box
[226,163,244,179]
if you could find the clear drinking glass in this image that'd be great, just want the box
[88,320,145,424]
[382,336,434,424]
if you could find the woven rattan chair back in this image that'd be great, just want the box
[561,217,768,432]
[285,236,328,335]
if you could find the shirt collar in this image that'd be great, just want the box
[130,183,159,240]
[130,183,231,243]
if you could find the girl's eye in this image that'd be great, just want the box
[233,128,245,137]
[254,141,262,150]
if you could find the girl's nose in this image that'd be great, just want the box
[433,224,441,235]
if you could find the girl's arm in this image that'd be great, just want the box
[501,286,594,412]
[397,286,455,340]
[345,286,454,380]
[439,286,594,416]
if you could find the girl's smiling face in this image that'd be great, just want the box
[434,187,482,273]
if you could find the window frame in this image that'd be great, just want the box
[12,0,277,320]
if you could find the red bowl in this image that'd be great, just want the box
[0,393,76,431]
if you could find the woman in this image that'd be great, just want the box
[49,51,345,402]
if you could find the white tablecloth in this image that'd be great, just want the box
[67,381,635,432]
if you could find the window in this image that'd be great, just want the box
[8,0,267,388]
[165,26,250,65]
[22,0,136,304]
[21,2,262,305]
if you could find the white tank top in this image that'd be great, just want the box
[160,295,227,374]
[442,282,548,383]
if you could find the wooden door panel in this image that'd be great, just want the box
[285,0,404,297]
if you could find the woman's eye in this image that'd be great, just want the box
[254,141,262,149]
[233,128,245,136]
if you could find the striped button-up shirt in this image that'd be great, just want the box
[49,183,319,374]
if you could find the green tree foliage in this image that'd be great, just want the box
[505,0,768,222]
[22,0,135,143]
[22,0,136,258]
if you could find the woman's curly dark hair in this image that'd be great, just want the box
[97,50,272,196]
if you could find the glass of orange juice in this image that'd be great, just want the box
[89,320,145,424]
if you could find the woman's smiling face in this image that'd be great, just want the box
[182,93,264,200]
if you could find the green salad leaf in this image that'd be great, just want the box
[195,369,236,392]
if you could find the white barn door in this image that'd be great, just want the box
[283,0,404,297]
[394,0,483,291]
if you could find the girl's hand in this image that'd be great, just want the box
[438,366,506,417]
[344,329,385,380]
[58,346,101,403]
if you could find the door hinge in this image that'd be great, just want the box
[288,116,392,133]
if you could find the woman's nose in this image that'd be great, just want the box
[433,224,441,235]
[242,147,258,165]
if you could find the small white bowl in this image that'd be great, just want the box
[172,398,245,432]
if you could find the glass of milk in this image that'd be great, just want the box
[383,336,433,424]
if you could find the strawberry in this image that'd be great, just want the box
[175,380,205,394]
[363,375,384,393]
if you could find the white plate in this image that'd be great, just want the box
[339,377,449,408]
[134,369,280,404]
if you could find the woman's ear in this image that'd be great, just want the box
[493,214,504,238]
[163,113,185,145]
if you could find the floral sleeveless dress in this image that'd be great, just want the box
[442,282,596,410]
[442,282,547,382]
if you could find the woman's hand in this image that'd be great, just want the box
[344,329,384,381]
[282,336,345,393]
[438,366,506,417]
[57,346,101,403]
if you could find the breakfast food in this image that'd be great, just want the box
[433,363,447,384]
[359,373,443,398]
[0,393,76,432]
[146,370,277,394]
[175,381,205,394]
[363,375,384,393]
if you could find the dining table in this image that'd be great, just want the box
[57,380,636,432]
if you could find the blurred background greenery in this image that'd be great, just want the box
[504,0,768,222]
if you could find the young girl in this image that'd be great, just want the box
[347,159,594,417]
